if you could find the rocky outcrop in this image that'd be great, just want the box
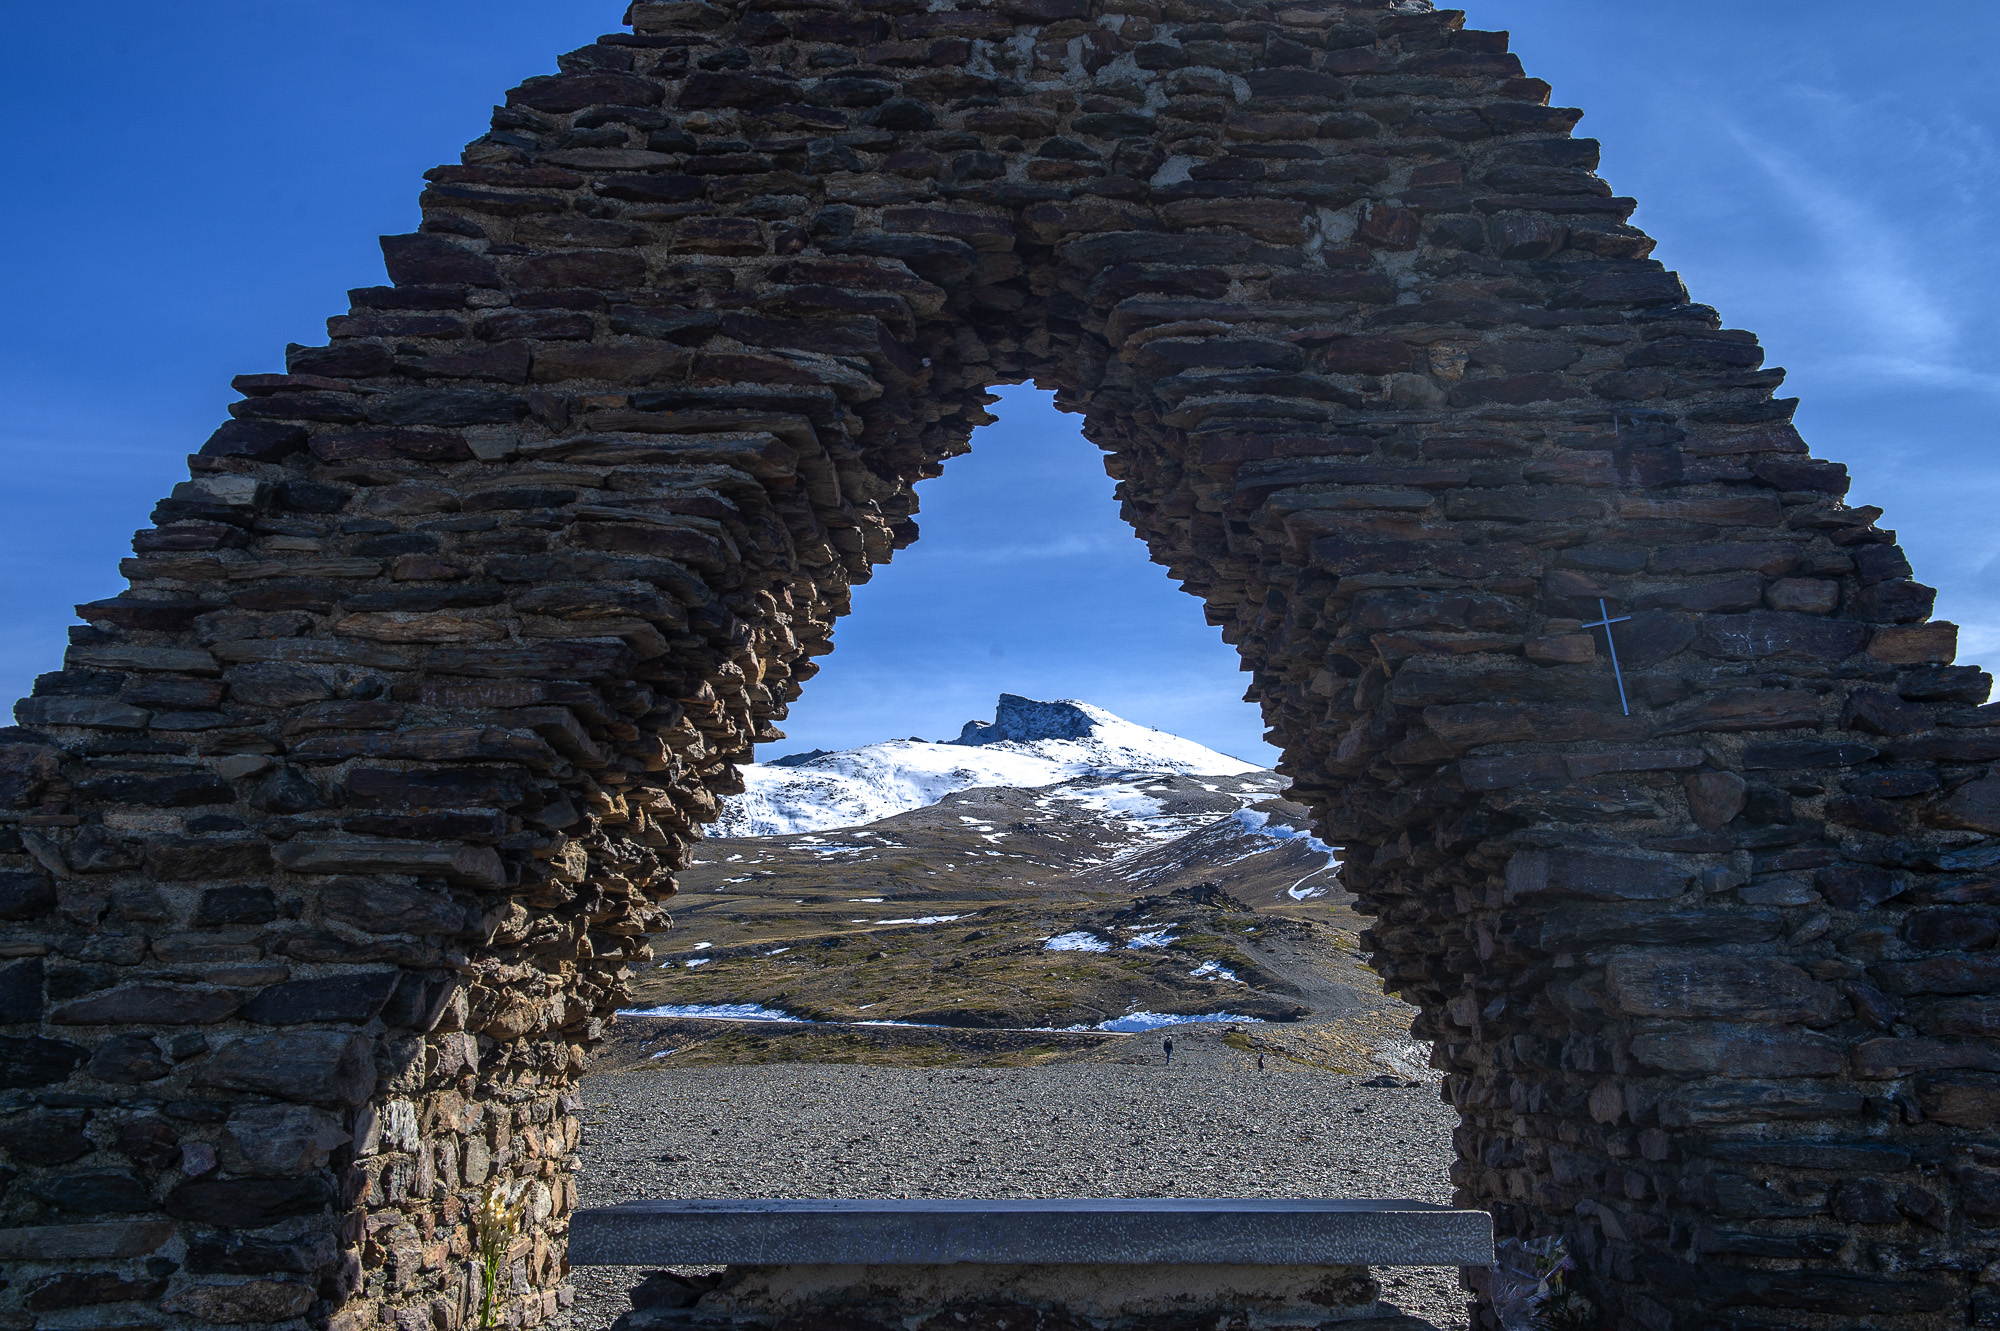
[1,0,1995,1328]
[954,695,1103,745]
[721,695,1258,835]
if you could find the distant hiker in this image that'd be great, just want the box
[1162,1036,1174,1066]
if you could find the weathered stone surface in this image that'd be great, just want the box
[1912,996,2000,1038]
[30,1171,154,1215]
[381,232,501,286]
[1841,687,1930,736]
[191,1031,377,1104]
[159,1279,316,1323]
[1506,850,1687,902]
[1904,907,1999,951]
[271,837,506,887]
[1682,1266,1953,1316]
[49,983,242,1026]
[241,972,400,1025]
[1650,542,1801,577]
[0,871,54,920]
[1627,1023,1844,1077]
[1658,1083,1864,1127]
[184,1231,337,1275]
[1683,771,1746,828]
[0,958,43,1025]
[1870,621,1956,664]
[0,1221,175,1261]
[1693,612,1868,662]
[1917,1073,2000,1128]
[220,1104,351,1176]
[1852,1036,2000,1078]
[145,838,274,880]
[1765,576,1840,614]
[14,696,150,728]
[194,885,278,926]
[164,1175,336,1229]
[1603,954,1839,1022]
[1742,739,1878,770]
[73,769,233,806]
[322,877,485,936]
[1936,774,2000,833]
[86,1033,171,1083]
[0,1035,86,1088]
[1426,702,1643,747]
[0,1111,92,1166]
[1536,905,1783,951]
[23,1272,167,1311]
[1658,688,1822,733]
[1873,955,2000,997]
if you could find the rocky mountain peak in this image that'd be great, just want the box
[953,695,1105,746]
[723,695,1262,836]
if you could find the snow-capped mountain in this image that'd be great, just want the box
[714,694,1265,836]
[634,758,1355,1035]
[630,698,1362,1040]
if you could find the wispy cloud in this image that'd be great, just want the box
[1706,88,2000,396]
[930,533,1131,564]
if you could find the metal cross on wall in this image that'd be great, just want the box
[1582,598,1632,717]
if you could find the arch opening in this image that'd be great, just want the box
[750,383,1279,765]
[0,3,1996,1331]
[564,377,1472,1316]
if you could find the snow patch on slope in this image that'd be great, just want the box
[716,694,1262,835]
[1233,808,1342,899]
[1232,808,1339,859]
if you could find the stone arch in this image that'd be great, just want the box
[1,2,1996,1329]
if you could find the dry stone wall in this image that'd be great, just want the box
[1,1,1996,1329]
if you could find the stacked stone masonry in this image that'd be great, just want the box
[0,0,1994,1328]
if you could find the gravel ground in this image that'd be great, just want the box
[563,1023,1468,1330]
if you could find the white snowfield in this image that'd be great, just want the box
[714,695,1264,836]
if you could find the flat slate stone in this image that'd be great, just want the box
[570,1198,1493,1269]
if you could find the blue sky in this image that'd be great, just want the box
[3,3,1996,766]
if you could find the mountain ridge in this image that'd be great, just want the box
[720,694,1264,837]
[614,693,1428,1075]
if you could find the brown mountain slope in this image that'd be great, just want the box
[612,772,1427,1074]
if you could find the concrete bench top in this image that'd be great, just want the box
[570,1198,1494,1269]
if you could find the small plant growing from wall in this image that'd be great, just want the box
[1524,1237,1597,1331]
[475,1179,530,1329]
[1492,1235,1599,1331]
[1530,1289,1599,1331]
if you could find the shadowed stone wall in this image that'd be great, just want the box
[1,1,1996,1328]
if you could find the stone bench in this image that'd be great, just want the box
[571,1199,1493,1329]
